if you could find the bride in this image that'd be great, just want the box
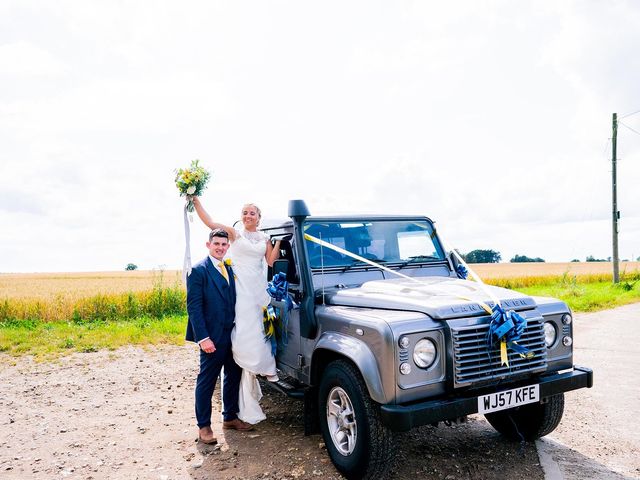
[191,196,280,424]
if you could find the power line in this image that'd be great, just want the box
[619,121,640,137]
[620,108,640,119]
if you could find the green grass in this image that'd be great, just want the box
[514,280,640,312]
[485,271,640,312]
[0,282,189,360]
[0,315,186,360]
[1,273,639,360]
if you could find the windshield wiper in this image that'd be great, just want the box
[397,255,441,268]
[340,259,387,272]
[408,255,440,261]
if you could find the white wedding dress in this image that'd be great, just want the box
[229,228,277,424]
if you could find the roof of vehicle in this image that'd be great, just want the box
[260,214,436,232]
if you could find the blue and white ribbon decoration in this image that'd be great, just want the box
[488,304,534,366]
[265,272,292,354]
[446,245,536,366]
[456,264,468,279]
[266,272,293,311]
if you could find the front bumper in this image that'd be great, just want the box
[380,365,593,432]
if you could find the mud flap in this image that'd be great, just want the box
[304,386,320,436]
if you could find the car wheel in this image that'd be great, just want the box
[318,360,395,479]
[485,393,565,441]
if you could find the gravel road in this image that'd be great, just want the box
[1,303,638,479]
[540,302,640,479]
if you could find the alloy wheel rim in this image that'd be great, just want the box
[326,386,357,455]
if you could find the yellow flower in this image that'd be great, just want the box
[224,258,233,266]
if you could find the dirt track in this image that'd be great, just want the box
[1,304,639,479]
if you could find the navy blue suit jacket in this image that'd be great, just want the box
[185,257,236,346]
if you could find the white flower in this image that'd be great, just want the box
[186,185,196,195]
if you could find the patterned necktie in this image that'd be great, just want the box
[218,262,229,282]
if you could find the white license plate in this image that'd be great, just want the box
[477,384,540,414]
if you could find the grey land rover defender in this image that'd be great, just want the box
[262,200,592,480]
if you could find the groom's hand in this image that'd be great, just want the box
[200,338,216,353]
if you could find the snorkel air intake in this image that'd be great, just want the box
[288,200,317,338]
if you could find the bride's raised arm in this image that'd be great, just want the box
[265,240,281,267]
[191,196,237,242]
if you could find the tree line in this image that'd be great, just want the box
[459,250,638,264]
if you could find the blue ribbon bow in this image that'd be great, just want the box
[488,304,534,361]
[266,272,293,311]
[456,264,468,279]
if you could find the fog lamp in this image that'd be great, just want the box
[399,336,410,349]
[399,362,411,375]
[562,336,573,346]
[562,314,572,325]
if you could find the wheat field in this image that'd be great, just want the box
[472,261,640,279]
[0,263,638,324]
[2,262,637,300]
[0,270,184,300]
[0,270,185,323]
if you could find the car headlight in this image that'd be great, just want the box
[413,338,437,369]
[543,322,557,348]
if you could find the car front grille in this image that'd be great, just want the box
[451,316,547,388]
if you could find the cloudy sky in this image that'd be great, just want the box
[1,0,639,272]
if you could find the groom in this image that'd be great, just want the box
[186,228,253,444]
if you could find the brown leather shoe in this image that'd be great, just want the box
[198,427,218,444]
[222,418,254,431]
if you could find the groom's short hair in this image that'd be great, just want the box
[209,228,229,241]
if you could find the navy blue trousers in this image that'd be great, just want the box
[195,334,242,428]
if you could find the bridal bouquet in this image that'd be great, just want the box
[174,159,211,212]
[176,159,210,281]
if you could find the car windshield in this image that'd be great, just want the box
[303,220,445,269]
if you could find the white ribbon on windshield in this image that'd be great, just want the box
[304,233,493,313]
[441,239,501,307]
[304,233,421,284]
[183,205,192,283]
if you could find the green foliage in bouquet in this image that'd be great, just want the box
[175,159,211,211]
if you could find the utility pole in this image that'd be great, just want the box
[612,113,620,283]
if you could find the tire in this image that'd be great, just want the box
[318,360,396,480]
[485,393,565,441]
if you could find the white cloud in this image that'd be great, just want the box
[1,0,639,271]
[0,41,67,76]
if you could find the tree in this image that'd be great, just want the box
[585,255,606,262]
[510,254,545,263]
[125,263,138,271]
[463,249,501,263]
[570,259,580,262]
